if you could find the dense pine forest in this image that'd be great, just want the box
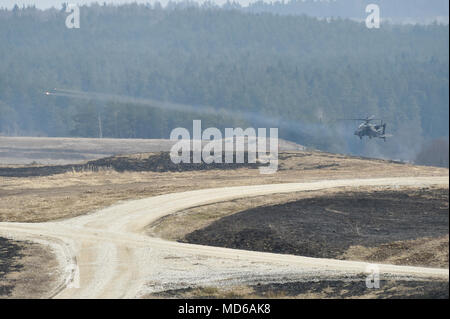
[0,3,448,163]
[244,0,449,22]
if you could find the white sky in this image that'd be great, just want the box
[0,0,264,9]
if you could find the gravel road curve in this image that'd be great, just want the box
[0,176,448,298]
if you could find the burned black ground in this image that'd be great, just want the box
[0,152,260,177]
[182,188,449,259]
[251,279,449,299]
[0,237,24,297]
[151,278,449,299]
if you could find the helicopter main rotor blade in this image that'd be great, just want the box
[337,118,380,121]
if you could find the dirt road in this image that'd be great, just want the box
[0,176,448,298]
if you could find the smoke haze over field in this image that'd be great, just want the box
[44,88,425,163]
[0,2,448,164]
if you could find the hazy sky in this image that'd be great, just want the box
[1,0,448,23]
[0,0,256,9]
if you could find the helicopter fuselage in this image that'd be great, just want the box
[340,116,390,141]
[354,122,386,140]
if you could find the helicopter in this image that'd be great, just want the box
[340,115,391,141]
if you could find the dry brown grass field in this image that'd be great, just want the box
[0,150,446,223]
[0,137,448,299]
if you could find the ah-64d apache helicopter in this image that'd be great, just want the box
[340,115,392,141]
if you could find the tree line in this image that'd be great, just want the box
[0,3,448,163]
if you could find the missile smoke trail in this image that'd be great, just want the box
[44,89,413,162]
[46,88,320,132]
[45,88,341,151]
[47,88,219,116]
